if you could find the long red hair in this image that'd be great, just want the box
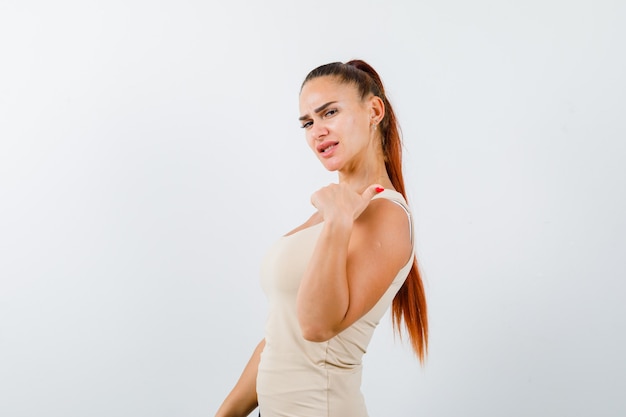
[302,60,428,363]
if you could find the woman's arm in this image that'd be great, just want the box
[215,339,265,417]
[296,185,412,342]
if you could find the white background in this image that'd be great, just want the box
[1,1,625,416]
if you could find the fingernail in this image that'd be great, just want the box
[375,187,384,193]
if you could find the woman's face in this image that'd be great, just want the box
[299,76,377,173]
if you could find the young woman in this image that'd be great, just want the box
[215,60,428,417]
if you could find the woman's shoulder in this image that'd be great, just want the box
[371,188,408,205]
[358,188,413,246]
[360,188,411,228]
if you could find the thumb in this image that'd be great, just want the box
[362,184,385,202]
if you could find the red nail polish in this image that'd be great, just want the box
[375,187,384,193]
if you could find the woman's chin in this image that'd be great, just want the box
[316,154,342,171]
[320,161,341,172]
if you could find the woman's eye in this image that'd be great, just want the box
[301,121,313,129]
[325,109,337,117]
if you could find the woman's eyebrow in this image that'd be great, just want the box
[298,101,338,121]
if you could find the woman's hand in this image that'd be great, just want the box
[310,183,384,223]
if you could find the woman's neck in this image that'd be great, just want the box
[336,134,394,193]
[337,163,394,194]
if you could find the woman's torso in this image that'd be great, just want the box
[257,190,414,417]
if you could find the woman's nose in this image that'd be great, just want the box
[311,122,328,140]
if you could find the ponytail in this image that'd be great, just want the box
[302,60,428,362]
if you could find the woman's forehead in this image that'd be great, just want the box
[300,77,360,106]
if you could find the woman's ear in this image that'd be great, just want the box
[369,95,385,125]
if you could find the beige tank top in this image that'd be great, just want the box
[257,190,414,417]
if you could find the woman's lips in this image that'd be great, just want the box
[317,141,339,157]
